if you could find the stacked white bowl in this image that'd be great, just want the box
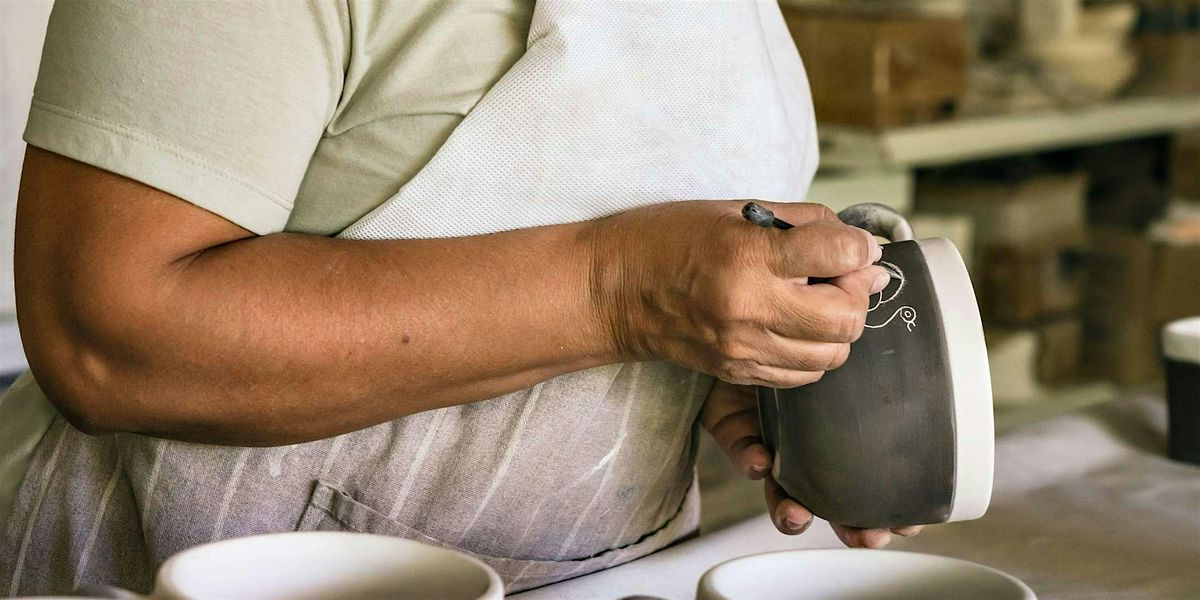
[1020,1,1139,100]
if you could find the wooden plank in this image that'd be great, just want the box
[820,95,1200,168]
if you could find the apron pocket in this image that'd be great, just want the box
[296,479,699,593]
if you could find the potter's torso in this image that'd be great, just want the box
[1,1,819,595]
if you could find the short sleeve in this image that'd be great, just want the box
[23,0,347,234]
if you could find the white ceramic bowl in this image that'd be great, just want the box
[1023,39,1138,98]
[151,532,503,599]
[697,549,1035,600]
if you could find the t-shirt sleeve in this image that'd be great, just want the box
[23,0,346,234]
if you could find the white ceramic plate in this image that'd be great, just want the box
[697,549,1035,600]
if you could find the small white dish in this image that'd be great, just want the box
[65,532,503,599]
[697,549,1035,600]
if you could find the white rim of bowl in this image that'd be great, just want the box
[920,238,994,523]
[154,531,504,600]
[699,549,1035,599]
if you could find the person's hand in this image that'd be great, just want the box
[586,200,890,387]
[700,380,925,547]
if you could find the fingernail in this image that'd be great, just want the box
[868,235,883,263]
[870,270,890,294]
[785,517,809,532]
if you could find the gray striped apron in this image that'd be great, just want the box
[1,1,817,595]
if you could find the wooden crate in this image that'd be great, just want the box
[977,243,1086,326]
[1082,227,1200,384]
[1035,317,1084,384]
[781,6,967,129]
[1172,131,1200,200]
[916,172,1088,247]
[1131,34,1200,97]
[986,316,1084,406]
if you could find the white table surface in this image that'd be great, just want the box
[513,397,1200,599]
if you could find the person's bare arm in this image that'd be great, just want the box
[16,147,617,444]
[16,147,884,446]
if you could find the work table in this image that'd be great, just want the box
[515,396,1200,599]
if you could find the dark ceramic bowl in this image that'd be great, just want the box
[759,204,993,529]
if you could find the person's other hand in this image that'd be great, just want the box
[700,380,926,547]
[586,200,889,388]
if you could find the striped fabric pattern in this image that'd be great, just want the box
[2,365,708,594]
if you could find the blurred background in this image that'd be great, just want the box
[712,0,1200,527]
[773,0,1198,400]
[1,0,1198,516]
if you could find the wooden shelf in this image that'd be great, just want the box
[819,95,1200,169]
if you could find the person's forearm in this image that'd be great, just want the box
[19,149,881,447]
[38,223,615,445]
[17,148,624,445]
[169,226,612,443]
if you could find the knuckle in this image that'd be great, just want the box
[715,334,751,362]
[832,230,869,271]
[833,307,866,343]
[716,359,759,385]
[826,343,852,370]
[789,348,828,371]
[844,309,868,343]
[760,372,788,388]
[788,202,836,223]
[714,362,739,383]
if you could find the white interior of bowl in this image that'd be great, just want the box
[698,549,1035,600]
[152,532,501,600]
